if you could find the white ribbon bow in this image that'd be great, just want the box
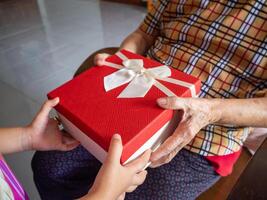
[103,52,197,98]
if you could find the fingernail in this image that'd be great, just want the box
[157,98,167,105]
[113,134,121,140]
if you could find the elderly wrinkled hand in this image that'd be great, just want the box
[150,96,218,168]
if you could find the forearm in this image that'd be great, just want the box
[119,29,156,55]
[209,97,267,127]
[0,127,31,154]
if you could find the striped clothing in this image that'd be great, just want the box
[139,0,267,157]
[0,156,29,200]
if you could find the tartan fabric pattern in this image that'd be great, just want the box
[139,0,267,156]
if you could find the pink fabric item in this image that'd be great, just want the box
[0,155,29,200]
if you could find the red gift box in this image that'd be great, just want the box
[48,50,201,164]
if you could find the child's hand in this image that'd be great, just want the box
[25,98,80,151]
[84,134,151,200]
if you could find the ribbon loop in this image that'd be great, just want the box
[147,66,171,78]
[118,75,155,98]
[104,68,135,91]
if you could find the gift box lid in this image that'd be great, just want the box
[48,50,201,163]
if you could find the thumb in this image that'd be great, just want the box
[33,97,60,126]
[39,97,59,118]
[157,96,186,110]
[106,134,123,163]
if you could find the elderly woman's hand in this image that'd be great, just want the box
[150,96,219,168]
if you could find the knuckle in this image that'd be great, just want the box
[188,131,195,139]
[164,144,173,153]
[174,146,182,154]
[164,158,171,164]
[167,96,177,107]
[166,150,177,164]
[187,127,195,138]
[167,153,174,162]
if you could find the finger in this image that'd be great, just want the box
[37,97,60,120]
[150,129,185,162]
[94,53,110,66]
[157,96,186,110]
[133,170,147,185]
[106,134,123,163]
[150,148,180,168]
[126,149,151,172]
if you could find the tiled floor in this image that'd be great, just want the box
[0,0,146,198]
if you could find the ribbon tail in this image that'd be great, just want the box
[154,80,177,97]
[104,68,135,91]
[116,51,129,61]
[103,61,124,70]
[158,77,197,97]
[118,75,155,98]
